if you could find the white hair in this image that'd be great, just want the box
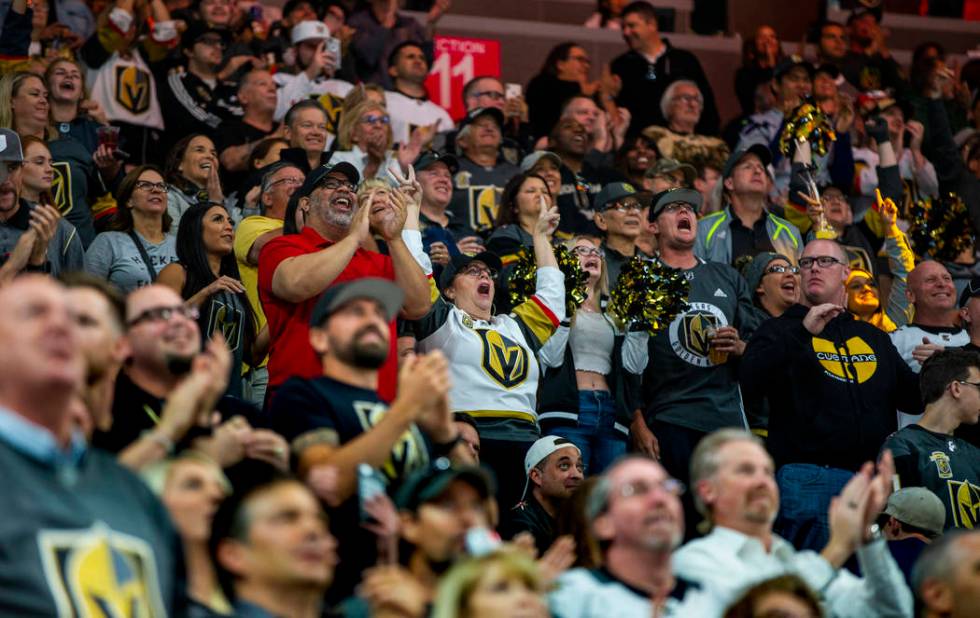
[659,79,702,121]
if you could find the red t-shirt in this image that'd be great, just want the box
[258,226,398,401]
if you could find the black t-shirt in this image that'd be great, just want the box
[92,371,258,454]
[216,120,274,195]
[269,375,432,598]
[884,424,980,530]
[728,215,775,266]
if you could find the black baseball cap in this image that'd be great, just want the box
[960,276,980,308]
[414,150,459,174]
[595,182,645,211]
[394,457,494,512]
[774,55,815,80]
[722,144,772,179]
[181,21,227,50]
[293,161,360,202]
[438,251,502,291]
[649,187,703,219]
[309,278,404,327]
[458,107,505,131]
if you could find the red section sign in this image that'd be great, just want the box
[425,35,501,121]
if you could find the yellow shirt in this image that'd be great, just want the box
[234,216,283,367]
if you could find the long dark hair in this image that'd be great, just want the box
[175,203,257,358]
[110,165,173,233]
[494,171,553,228]
[540,42,580,77]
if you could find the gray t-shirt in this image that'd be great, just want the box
[83,231,179,293]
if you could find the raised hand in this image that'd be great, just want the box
[802,303,844,335]
[533,202,560,237]
[26,204,61,266]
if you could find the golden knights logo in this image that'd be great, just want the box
[668,302,726,367]
[51,161,73,215]
[931,451,953,479]
[812,336,878,383]
[947,479,980,529]
[204,297,243,353]
[477,329,529,388]
[352,401,428,480]
[115,66,152,115]
[453,171,503,232]
[38,523,165,617]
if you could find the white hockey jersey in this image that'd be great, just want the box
[415,267,564,425]
[87,49,164,130]
[385,90,454,146]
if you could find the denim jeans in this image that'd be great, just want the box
[546,390,627,475]
[775,463,853,552]
[242,366,268,410]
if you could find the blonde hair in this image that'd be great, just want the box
[140,451,232,497]
[337,99,391,151]
[0,72,53,138]
[431,550,545,618]
[562,235,609,299]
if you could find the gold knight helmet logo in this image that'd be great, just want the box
[38,523,165,617]
[947,479,980,529]
[115,66,151,115]
[477,329,529,389]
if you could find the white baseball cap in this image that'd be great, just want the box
[291,20,330,45]
[518,436,581,505]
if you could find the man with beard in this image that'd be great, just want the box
[258,162,432,403]
[841,8,905,94]
[549,455,717,616]
[674,429,912,617]
[741,239,921,552]
[502,436,584,555]
[268,279,463,599]
[0,276,181,616]
[274,20,352,128]
[385,41,454,146]
[632,188,758,532]
[0,128,84,276]
[92,285,280,472]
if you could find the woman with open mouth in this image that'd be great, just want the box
[164,134,227,228]
[536,236,649,475]
[157,202,264,399]
[328,99,417,182]
[414,203,565,512]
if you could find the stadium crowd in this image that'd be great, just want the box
[2,0,980,616]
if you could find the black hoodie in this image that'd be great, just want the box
[740,304,922,471]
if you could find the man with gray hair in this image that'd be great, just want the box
[674,428,913,617]
[911,529,980,618]
[234,161,306,406]
[549,454,718,617]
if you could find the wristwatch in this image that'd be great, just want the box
[864,522,883,544]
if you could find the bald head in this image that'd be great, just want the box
[908,261,957,318]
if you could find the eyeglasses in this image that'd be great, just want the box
[127,305,199,327]
[268,176,304,189]
[673,94,703,105]
[134,180,167,193]
[472,90,505,101]
[765,265,800,275]
[317,178,356,192]
[606,200,643,213]
[956,380,980,391]
[459,264,497,279]
[360,114,390,126]
[798,256,844,270]
[571,245,604,258]
[616,477,686,500]
[662,202,695,215]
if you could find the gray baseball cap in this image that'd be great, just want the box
[0,129,23,184]
[883,487,947,537]
[520,150,562,173]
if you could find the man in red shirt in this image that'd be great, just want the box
[258,162,433,403]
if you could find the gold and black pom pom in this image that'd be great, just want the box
[608,256,690,334]
[778,100,837,158]
[908,192,974,262]
[507,245,589,317]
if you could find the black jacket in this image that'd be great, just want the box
[610,41,720,136]
[537,321,642,436]
[740,304,922,471]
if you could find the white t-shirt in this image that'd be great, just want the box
[384,90,454,146]
[890,323,970,427]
